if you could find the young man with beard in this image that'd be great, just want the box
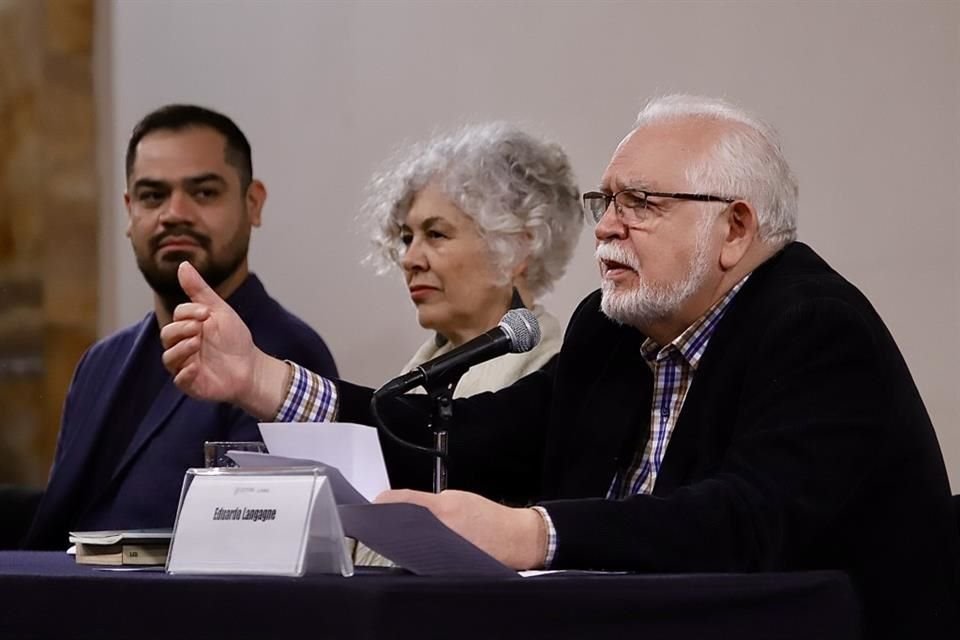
[23,105,337,550]
[159,96,957,638]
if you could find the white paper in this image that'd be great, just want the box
[519,570,629,577]
[258,422,389,502]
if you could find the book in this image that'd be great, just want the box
[68,529,173,566]
[75,542,170,566]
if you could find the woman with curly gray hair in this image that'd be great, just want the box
[364,122,583,398]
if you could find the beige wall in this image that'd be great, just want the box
[96,0,960,489]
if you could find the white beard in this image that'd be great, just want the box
[596,227,712,330]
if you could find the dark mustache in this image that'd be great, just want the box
[151,227,211,252]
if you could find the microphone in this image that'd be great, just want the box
[374,308,541,398]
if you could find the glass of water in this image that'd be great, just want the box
[203,441,268,468]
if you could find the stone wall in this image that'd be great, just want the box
[0,0,97,485]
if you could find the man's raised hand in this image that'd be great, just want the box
[160,261,260,407]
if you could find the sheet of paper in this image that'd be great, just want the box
[519,569,629,577]
[226,451,368,505]
[258,422,389,503]
[338,503,517,578]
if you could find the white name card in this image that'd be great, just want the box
[166,468,353,577]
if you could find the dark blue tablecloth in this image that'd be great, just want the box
[0,551,860,639]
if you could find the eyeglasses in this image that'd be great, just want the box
[582,189,736,227]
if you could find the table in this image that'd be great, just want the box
[0,552,860,639]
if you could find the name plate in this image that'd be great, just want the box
[166,468,353,576]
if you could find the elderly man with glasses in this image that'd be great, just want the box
[160,95,958,639]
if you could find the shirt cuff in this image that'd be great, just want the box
[274,361,338,422]
[531,505,557,569]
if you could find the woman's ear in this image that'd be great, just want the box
[511,231,533,279]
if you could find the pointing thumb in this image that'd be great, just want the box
[177,261,223,307]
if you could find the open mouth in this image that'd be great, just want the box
[601,259,636,276]
[596,243,639,278]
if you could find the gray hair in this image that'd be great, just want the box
[634,95,799,248]
[364,122,583,298]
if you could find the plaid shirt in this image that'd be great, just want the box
[608,276,748,499]
[275,361,338,423]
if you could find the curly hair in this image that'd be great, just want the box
[363,123,583,298]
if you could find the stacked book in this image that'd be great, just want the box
[68,529,173,566]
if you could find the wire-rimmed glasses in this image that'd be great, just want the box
[582,189,736,227]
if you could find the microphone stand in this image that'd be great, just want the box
[369,369,466,494]
[423,374,462,493]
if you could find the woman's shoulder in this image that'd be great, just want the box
[528,306,563,355]
[401,335,447,374]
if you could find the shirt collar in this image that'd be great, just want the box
[640,274,750,369]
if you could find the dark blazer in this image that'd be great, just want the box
[339,242,958,639]
[24,274,337,550]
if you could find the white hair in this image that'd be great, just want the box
[363,122,583,298]
[634,95,799,247]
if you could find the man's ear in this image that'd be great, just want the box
[123,192,133,237]
[719,200,759,270]
[245,180,267,228]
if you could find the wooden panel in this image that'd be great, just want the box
[0,0,97,485]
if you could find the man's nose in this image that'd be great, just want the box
[159,190,195,224]
[594,204,627,242]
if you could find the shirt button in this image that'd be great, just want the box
[660,406,670,417]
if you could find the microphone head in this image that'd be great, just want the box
[498,308,541,353]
